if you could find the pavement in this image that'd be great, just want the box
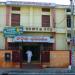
[0,67,75,75]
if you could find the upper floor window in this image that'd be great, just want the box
[42,15,50,27]
[42,8,50,12]
[11,14,20,26]
[67,15,71,28]
[12,7,20,11]
[66,8,71,12]
[67,33,71,38]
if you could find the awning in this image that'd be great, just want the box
[13,36,54,43]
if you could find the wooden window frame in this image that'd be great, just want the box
[11,14,20,26]
[42,15,50,27]
[42,8,50,12]
[12,7,20,11]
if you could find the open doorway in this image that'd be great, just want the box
[22,44,40,63]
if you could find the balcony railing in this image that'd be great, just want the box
[23,27,53,32]
[0,26,69,33]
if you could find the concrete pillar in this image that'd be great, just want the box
[50,8,56,28]
[6,6,11,26]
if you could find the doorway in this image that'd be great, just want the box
[22,44,40,63]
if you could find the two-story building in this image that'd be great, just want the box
[0,1,72,68]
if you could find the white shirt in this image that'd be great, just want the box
[26,50,32,57]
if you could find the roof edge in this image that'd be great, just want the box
[6,1,56,7]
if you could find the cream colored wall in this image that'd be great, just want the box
[0,33,5,49]
[0,5,68,50]
[0,6,6,27]
[0,6,6,49]
[56,8,66,28]
[20,6,30,27]
[20,7,41,27]
[24,32,51,36]
[55,8,67,50]
[33,7,41,27]
[56,33,67,50]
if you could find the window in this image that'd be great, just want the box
[42,15,50,27]
[42,8,50,12]
[66,8,71,12]
[12,7,20,11]
[67,33,71,38]
[11,14,20,26]
[67,15,71,28]
[5,53,11,62]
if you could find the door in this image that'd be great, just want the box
[22,45,40,63]
[12,51,20,62]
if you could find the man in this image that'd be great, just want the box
[26,50,33,63]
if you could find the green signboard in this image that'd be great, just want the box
[3,26,23,37]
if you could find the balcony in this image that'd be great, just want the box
[23,27,67,33]
[0,26,68,33]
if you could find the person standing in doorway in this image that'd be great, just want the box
[26,50,33,63]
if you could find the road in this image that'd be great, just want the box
[1,68,75,75]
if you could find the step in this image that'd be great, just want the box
[22,63,42,69]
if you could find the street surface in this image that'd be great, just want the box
[1,68,75,75]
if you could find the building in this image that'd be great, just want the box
[0,1,71,68]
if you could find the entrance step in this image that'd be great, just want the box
[22,63,42,69]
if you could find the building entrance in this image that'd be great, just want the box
[22,44,40,63]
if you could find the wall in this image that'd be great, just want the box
[0,50,20,68]
[20,6,30,27]
[0,5,6,27]
[50,51,70,68]
[0,5,68,50]
[55,8,67,50]
[0,33,5,49]
[42,51,70,68]
[56,33,67,50]
[56,8,66,28]
[24,32,51,36]
[20,6,41,27]
[33,7,41,27]
[0,50,70,68]
[0,5,6,49]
